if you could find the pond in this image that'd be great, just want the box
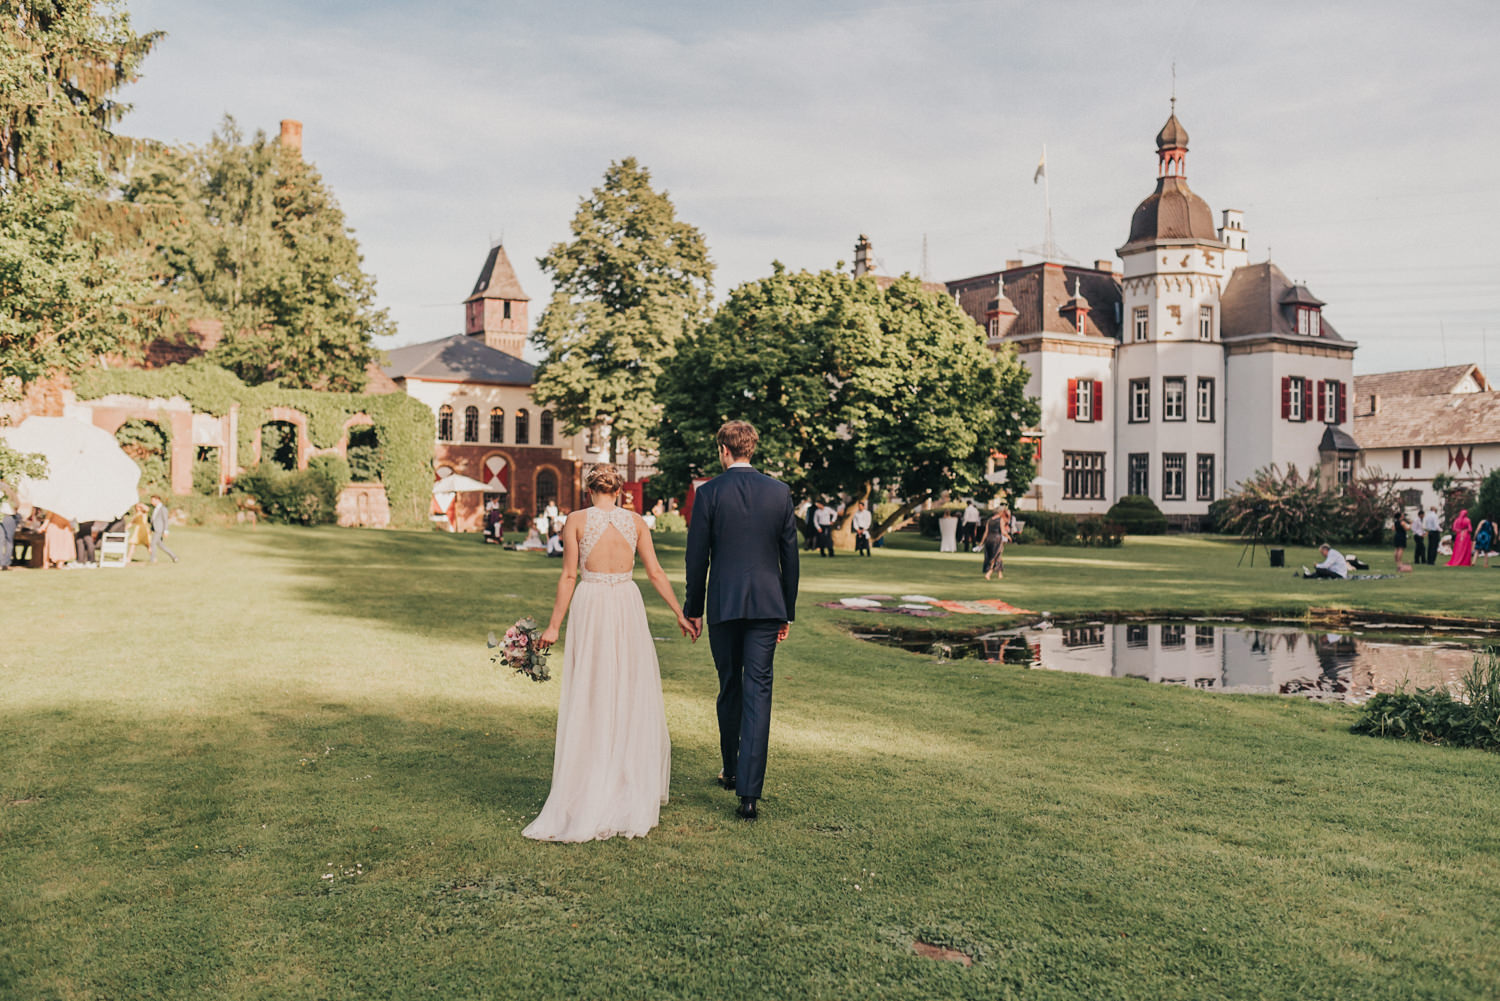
[857,619,1499,703]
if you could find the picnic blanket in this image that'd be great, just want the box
[819,594,1035,617]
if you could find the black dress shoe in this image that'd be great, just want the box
[736,797,758,821]
[716,773,736,790]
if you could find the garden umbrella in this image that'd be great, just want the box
[0,417,142,522]
[431,473,492,494]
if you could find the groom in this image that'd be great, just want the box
[685,420,799,821]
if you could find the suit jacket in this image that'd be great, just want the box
[684,467,799,626]
[150,504,168,534]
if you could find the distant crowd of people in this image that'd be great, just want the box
[484,498,671,557]
[0,491,179,571]
[1392,505,1495,571]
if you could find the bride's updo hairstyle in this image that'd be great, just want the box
[585,462,623,496]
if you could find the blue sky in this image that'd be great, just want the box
[121,0,1500,375]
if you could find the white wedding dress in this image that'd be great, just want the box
[522,506,671,842]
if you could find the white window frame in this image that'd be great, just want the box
[1163,377,1186,422]
[1130,378,1151,423]
[1196,378,1215,422]
[1198,305,1213,341]
[1162,453,1186,501]
[1075,379,1094,422]
[1133,307,1149,342]
[1323,380,1339,423]
[1288,378,1305,422]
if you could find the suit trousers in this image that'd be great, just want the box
[1426,532,1439,566]
[1412,534,1426,564]
[709,618,781,800]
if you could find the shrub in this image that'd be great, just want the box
[192,448,221,495]
[1351,646,1500,752]
[1077,516,1125,547]
[1105,494,1167,535]
[115,418,171,492]
[169,494,243,527]
[1478,469,1500,526]
[1014,510,1076,545]
[1218,464,1398,546]
[654,511,687,532]
[232,459,348,526]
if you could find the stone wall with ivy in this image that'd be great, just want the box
[75,361,435,526]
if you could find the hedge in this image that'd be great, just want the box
[1105,494,1168,535]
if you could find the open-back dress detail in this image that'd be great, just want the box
[522,506,671,842]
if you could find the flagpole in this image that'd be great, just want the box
[1042,143,1055,261]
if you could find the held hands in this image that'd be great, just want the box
[537,625,560,651]
[680,615,702,642]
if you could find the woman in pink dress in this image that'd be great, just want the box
[42,511,73,568]
[1446,509,1474,567]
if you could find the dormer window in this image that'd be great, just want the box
[1296,307,1321,338]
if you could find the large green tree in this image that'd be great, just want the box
[656,266,1039,537]
[531,157,713,462]
[124,117,394,391]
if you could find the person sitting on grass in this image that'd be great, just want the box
[1300,544,1350,580]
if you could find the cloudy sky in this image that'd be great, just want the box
[121,0,1499,375]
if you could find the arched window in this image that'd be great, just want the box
[489,407,505,443]
[536,468,559,512]
[463,405,479,443]
[437,405,454,442]
[515,408,530,445]
[540,409,555,446]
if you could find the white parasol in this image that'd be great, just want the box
[0,417,142,522]
[431,473,491,494]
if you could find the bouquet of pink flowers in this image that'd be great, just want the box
[488,616,551,682]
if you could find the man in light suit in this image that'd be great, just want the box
[148,495,178,564]
[685,421,799,822]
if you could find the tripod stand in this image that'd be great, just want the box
[1237,523,1270,567]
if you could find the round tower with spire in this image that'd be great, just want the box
[1112,103,1228,516]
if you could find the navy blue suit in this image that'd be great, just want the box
[684,466,799,800]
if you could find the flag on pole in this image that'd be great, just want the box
[1033,148,1046,184]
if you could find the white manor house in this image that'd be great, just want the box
[949,109,1357,526]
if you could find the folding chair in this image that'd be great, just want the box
[98,531,129,568]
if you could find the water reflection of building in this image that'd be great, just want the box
[1019,622,1384,696]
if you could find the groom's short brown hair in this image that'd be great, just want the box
[716,420,759,461]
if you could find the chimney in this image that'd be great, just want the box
[852,235,873,278]
[279,119,303,154]
[1094,259,1115,273]
[1005,259,1023,270]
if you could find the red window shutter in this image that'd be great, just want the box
[1281,376,1291,420]
[1316,380,1326,422]
[1067,378,1078,420]
[1303,378,1314,421]
[1337,381,1347,424]
[1092,380,1103,423]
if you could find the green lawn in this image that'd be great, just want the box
[2,527,1497,1000]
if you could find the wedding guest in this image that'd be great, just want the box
[982,507,1011,580]
[42,510,73,568]
[813,499,836,557]
[545,523,564,557]
[961,499,981,548]
[483,500,504,545]
[1474,516,1495,569]
[1300,544,1350,579]
[0,485,16,571]
[1423,507,1441,565]
[148,495,178,564]
[517,517,546,551]
[851,500,873,556]
[1392,508,1411,572]
[125,502,150,562]
[1446,509,1474,567]
[1411,507,1427,564]
[800,500,819,550]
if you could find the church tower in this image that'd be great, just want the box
[1113,105,1228,518]
[464,243,530,358]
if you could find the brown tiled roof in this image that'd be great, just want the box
[382,334,535,386]
[947,263,1121,341]
[1353,365,1488,400]
[869,274,949,295]
[1123,176,1218,248]
[465,244,530,302]
[1220,261,1346,343]
[1353,392,1500,449]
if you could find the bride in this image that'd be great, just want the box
[523,463,697,842]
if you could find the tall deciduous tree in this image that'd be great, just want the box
[656,266,1038,537]
[125,118,394,391]
[531,157,713,462]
